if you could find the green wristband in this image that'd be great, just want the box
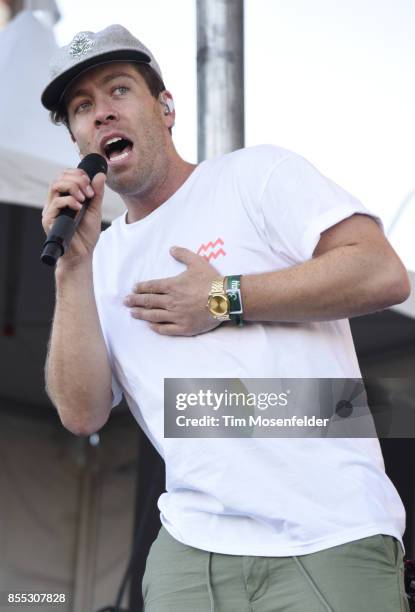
[225,275,244,327]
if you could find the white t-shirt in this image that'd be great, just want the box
[92,145,405,556]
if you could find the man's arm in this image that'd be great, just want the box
[43,170,113,435]
[124,213,411,334]
[241,213,411,322]
[46,260,113,436]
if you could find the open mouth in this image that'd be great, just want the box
[103,137,133,162]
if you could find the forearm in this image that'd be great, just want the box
[46,260,113,435]
[241,244,410,322]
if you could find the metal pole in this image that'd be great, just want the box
[197,0,244,161]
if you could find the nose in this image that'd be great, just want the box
[94,101,119,127]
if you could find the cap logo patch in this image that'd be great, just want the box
[69,33,95,59]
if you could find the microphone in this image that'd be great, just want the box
[40,153,108,267]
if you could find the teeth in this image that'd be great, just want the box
[104,136,123,147]
[110,150,129,161]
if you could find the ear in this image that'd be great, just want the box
[159,90,175,129]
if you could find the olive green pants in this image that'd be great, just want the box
[142,525,409,612]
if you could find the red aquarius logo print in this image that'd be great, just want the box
[197,238,226,262]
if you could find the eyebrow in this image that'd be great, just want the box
[66,72,136,105]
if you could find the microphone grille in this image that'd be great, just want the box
[78,153,108,180]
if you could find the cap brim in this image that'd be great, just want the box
[41,49,152,111]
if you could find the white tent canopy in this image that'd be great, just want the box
[0,10,124,221]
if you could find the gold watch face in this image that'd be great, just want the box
[208,294,229,316]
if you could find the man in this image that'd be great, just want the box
[41,25,411,612]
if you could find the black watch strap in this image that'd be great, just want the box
[225,275,244,326]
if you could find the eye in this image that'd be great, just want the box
[113,85,129,96]
[74,101,91,114]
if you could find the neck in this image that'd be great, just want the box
[122,155,197,224]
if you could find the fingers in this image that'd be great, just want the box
[48,195,83,214]
[43,168,106,235]
[148,323,183,336]
[92,172,106,192]
[129,307,175,324]
[124,293,171,309]
[132,279,170,294]
[124,293,175,323]
[90,172,107,208]
[48,181,87,205]
[48,169,95,201]
[42,195,83,232]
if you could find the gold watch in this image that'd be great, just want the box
[207,277,230,321]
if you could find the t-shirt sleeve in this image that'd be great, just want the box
[99,324,123,409]
[259,153,384,264]
[99,320,123,408]
[110,373,123,408]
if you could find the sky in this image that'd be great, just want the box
[54,0,414,269]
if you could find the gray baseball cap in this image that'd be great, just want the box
[41,24,163,111]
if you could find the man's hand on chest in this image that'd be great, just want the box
[123,246,222,336]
